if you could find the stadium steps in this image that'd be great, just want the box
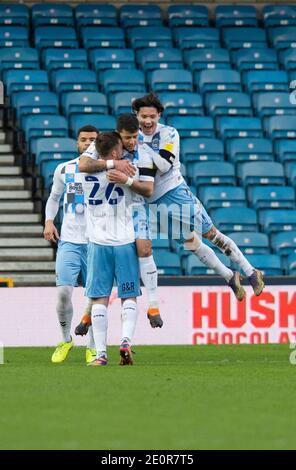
[0,238,50,247]
[1,273,56,287]
[0,248,54,261]
[0,177,25,189]
[0,130,56,286]
[0,201,34,213]
[0,190,31,199]
[0,166,21,176]
[0,225,43,236]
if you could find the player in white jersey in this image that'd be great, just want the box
[83,132,153,366]
[77,114,163,328]
[43,125,98,364]
[130,93,265,299]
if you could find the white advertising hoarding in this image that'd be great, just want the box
[0,285,295,346]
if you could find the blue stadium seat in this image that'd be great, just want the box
[239,254,283,275]
[0,4,29,26]
[42,159,70,189]
[271,231,296,256]
[0,48,39,78]
[185,253,230,275]
[196,70,241,94]
[259,209,296,233]
[285,161,296,186]
[227,138,273,163]
[227,232,270,255]
[0,26,28,47]
[232,48,278,72]
[160,92,203,118]
[264,116,296,139]
[35,137,77,168]
[43,49,88,72]
[127,26,172,49]
[173,27,220,50]
[35,27,78,50]
[222,28,266,50]
[120,5,162,28]
[199,186,246,210]
[244,70,289,94]
[217,117,262,139]
[136,48,183,72]
[151,237,170,250]
[254,92,296,118]
[184,48,231,72]
[210,207,258,232]
[167,116,214,138]
[269,27,296,50]
[69,114,116,137]
[13,91,59,124]
[51,69,97,93]
[23,115,68,149]
[99,69,146,94]
[237,162,285,187]
[248,185,295,210]
[206,92,252,118]
[274,139,296,163]
[263,5,296,28]
[216,5,258,28]
[149,69,193,93]
[61,92,108,117]
[89,48,136,72]
[109,92,144,114]
[189,162,236,186]
[168,5,209,27]
[181,138,224,163]
[81,27,125,50]
[32,3,73,27]
[75,4,117,28]
[287,253,296,275]
[153,251,182,275]
[5,70,49,95]
[279,48,296,71]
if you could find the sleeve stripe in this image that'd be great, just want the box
[139,167,157,177]
[159,149,175,164]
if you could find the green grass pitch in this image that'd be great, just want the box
[0,345,295,450]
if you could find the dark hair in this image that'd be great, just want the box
[117,113,139,133]
[95,131,121,158]
[131,93,164,114]
[77,125,99,137]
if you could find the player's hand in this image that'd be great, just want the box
[107,170,128,185]
[114,159,136,177]
[44,221,59,243]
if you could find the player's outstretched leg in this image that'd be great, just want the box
[52,286,74,363]
[204,227,265,297]
[186,233,246,301]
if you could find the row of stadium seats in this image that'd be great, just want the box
[2,47,296,77]
[1,25,296,51]
[1,4,296,28]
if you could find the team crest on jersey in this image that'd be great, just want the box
[152,137,160,150]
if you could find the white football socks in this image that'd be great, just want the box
[56,285,73,343]
[91,304,108,358]
[210,231,254,277]
[195,243,233,282]
[139,255,158,307]
[121,299,138,345]
[87,326,95,349]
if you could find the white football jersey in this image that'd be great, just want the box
[82,141,155,207]
[51,157,87,244]
[82,171,135,246]
[139,123,184,202]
